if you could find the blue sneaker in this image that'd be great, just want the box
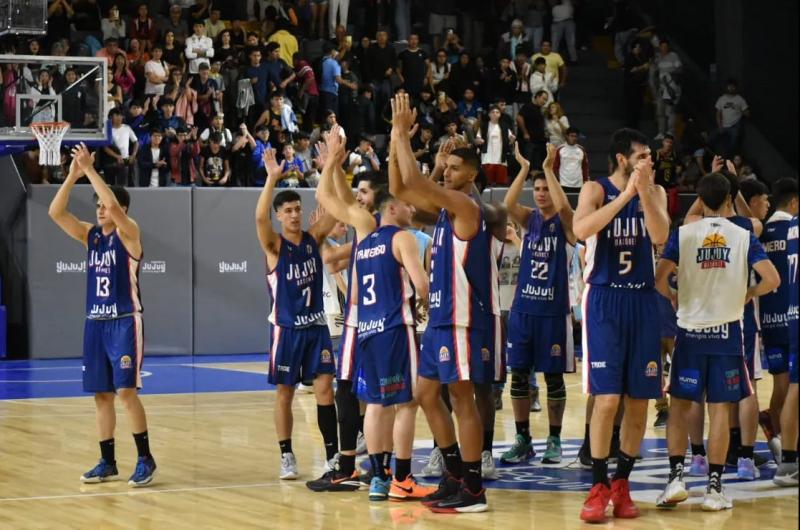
[80,458,119,483]
[736,457,759,481]
[368,475,391,501]
[128,456,158,487]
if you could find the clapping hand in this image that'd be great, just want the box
[262,148,285,183]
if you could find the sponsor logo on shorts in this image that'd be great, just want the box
[439,346,450,362]
[590,361,606,369]
[645,361,658,377]
[677,369,700,391]
[56,260,86,273]
[120,355,132,370]
[141,260,166,274]
[725,368,741,391]
[277,365,291,372]
[380,374,406,399]
[218,260,248,273]
[321,349,332,363]
[481,347,491,362]
[550,344,562,357]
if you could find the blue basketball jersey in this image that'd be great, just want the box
[759,212,793,345]
[511,210,570,316]
[86,227,142,319]
[343,213,381,328]
[267,232,326,328]
[428,206,494,328]
[728,215,758,337]
[354,225,415,340]
[787,217,798,352]
[584,177,655,289]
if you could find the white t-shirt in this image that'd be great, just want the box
[546,115,570,145]
[149,147,161,187]
[185,35,215,74]
[715,94,749,128]
[556,143,585,188]
[552,1,573,22]
[144,60,167,95]
[111,124,137,158]
[481,123,504,165]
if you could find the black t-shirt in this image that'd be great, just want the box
[399,48,428,93]
[654,150,677,189]
[518,103,546,143]
[411,136,434,167]
[202,146,229,182]
[365,44,397,83]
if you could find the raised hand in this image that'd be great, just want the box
[390,93,417,136]
[435,138,455,169]
[309,204,325,226]
[262,148,285,183]
[313,141,329,169]
[513,141,530,169]
[325,125,347,163]
[542,143,557,171]
[725,159,737,176]
[711,155,724,173]
[625,168,641,198]
[71,143,94,170]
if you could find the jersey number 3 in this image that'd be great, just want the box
[362,274,377,306]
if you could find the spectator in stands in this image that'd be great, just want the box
[551,0,577,63]
[199,132,231,186]
[137,128,169,187]
[251,124,273,186]
[713,78,750,159]
[71,0,102,35]
[498,19,531,61]
[437,116,467,148]
[294,133,315,178]
[244,46,276,124]
[653,38,681,140]
[160,4,189,45]
[191,63,221,131]
[101,5,126,42]
[310,0,329,39]
[444,30,465,64]
[511,48,532,114]
[654,134,679,217]
[190,0,211,25]
[96,37,120,66]
[353,136,381,174]
[157,97,186,141]
[365,28,397,116]
[204,8,226,40]
[185,21,215,75]
[623,39,648,128]
[337,58,360,141]
[200,113,233,147]
[130,3,158,52]
[398,34,428,99]
[476,104,514,186]
[329,0,349,40]
[544,102,570,146]
[740,179,770,221]
[46,0,74,44]
[104,108,139,186]
[428,49,451,94]
[61,69,88,128]
[162,31,185,70]
[516,89,549,168]
[428,0,458,51]
[111,53,136,107]
[266,12,299,68]
[412,125,435,169]
[553,127,588,193]
[145,44,169,98]
[493,57,517,106]
[290,53,319,133]
[167,126,200,186]
[609,0,638,66]
[530,57,558,105]
[532,40,567,98]
[279,143,309,188]
[320,42,345,116]
[457,87,483,141]
[449,52,480,102]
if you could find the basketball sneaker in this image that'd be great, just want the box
[653,409,669,428]
[280,452,299,480]
[324,453,340,473]
[656,467,688,508]
[369,475,392,501]
[767,435,782,464]
[389,475,437,501]
[481,451,499,480]
[306,469,361,492]
[530,388,542,412]
[500,434,534,464]
[701,485,732,511]
[541,436,562,464]
[427,483,488,513]
[80,458,119,483]
[421,447,444,477]
[577,441,592,468]
[580,483,611,523]
[688,454,709,476]
[356,432,367,455]
[610,478,639,518]
[421,472,461,507]
[773,462,799,486]
[736,457,760,480]
[128,456,157,487]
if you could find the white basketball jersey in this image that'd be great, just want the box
[675,217,753,329]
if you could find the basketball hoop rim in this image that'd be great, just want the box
[30,121,71,132]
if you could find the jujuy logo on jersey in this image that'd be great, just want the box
[696,231,731,269]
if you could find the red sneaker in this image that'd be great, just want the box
[611,479,640,518]
[580,483,611,523]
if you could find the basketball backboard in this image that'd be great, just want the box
[0,0,48,36]
[0,55,109,148]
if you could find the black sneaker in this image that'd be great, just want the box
[654,410,669,428]
[306,469,362,492]
[493,387,503,411]
[578,442,592,469]
[754,452,769,468]
[427,483,488,513]
[421,472,461,507]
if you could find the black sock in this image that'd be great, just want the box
[613,451,636,480]
[279,438,292,455]
[463,460,482,494]
[100,438,115,463]
[483,430,494,452]
[433,439,438,449]
[358,414,365,434]
[669,455,685,472]
[729,427,741,453]
[395,458,411,482]
[369,454,387,479]
[583,423,590,446]
[132,431,150,458]
[382,451,392,473]
[738,445,754,459]
[783,450,798,464]
[691,443,706,457]
[339,453,356,475]
[612,425,621,440]
[708,463,724,492]
[549,424,562,438]
[515,421,531,441]
[592,458,609,486]
[441,443,463,478]
[317,404,339,461]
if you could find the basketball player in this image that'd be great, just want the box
[255,148,339,480]
[655,172,779,511]
[758,178,799,463]
[48,145,156,486]
[501,143,575,466]
[389,93,494,513]
[774,214,798,486]
[574,128,670,523]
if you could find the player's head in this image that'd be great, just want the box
[609,128,651,176]
[94,186,131,226]
[443,148,480,191]
[329,221,348,240]
[273,190,302,232]
[354,172,385,211]
[696,172,731,213]
[375,188,414,228]
[531,171,554,211]
[771,177,799,215]
[740,179,770,220]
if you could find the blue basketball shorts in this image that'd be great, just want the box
[581,286,662,399]
[337,325,359,381]
[764,344,790,375]
[419,324,494,384]
[789,349,798,385]
[355,325,418,406]
[667,321,753,403]
[507,311,575,374]
[83,314,143,393]
[268,324,335,385]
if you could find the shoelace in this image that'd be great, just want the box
[669,464,684,482]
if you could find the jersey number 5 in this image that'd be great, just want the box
[362,274,377,306]
[619,251,633,275]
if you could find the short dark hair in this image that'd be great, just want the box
[374,187,396,213]
[150,127,164,135]
[255,124,269,134]
[94,186,131,210]
[722,171,740,201]
[534,89,548,100]
[353,171,386,189]
[533,57,546,67]
[209,132,223,144]
[772,177,799,208]
[608,128,650,169]
[740,179,769,203]
[108,108,122,119]
[199,62,210,71]
[566,127,579,135]
[726,78,738,86]
[531,171,547,184]
[450,147,481,172]
[273,190,301,211]
[697,173,731,211]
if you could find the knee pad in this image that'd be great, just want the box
[545,373,566,401]
[510,369,531,399]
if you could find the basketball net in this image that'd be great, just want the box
[31,122,70,166]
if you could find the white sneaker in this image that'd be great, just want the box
[355,432,367,455]
[701,487,732,511]
[280,453,299,480]
[421,447,443,477]
[481,450,499,480]
[774,462,799,487]
[656,474,688,508]
[768,435,782,464]
[324,452,340,473]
